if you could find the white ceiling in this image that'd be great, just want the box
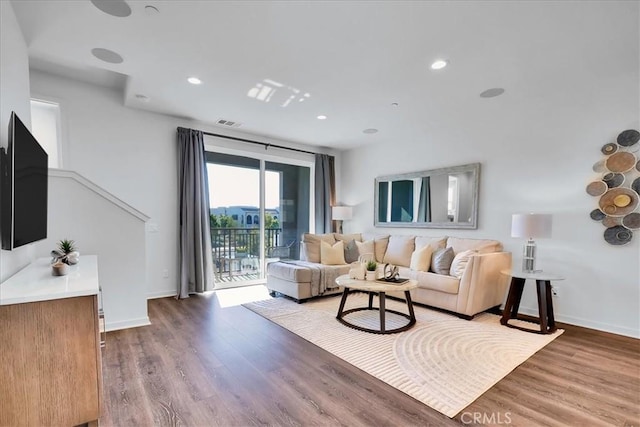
[10,0,639,150]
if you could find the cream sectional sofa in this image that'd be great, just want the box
[266,232,512,318]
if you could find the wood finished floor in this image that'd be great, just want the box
[100,289,639,427]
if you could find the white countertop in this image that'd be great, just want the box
[0,255,99,306]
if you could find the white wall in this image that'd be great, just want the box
[29,70,334,299]
[34,172,149,330]
[340,33,640,337]
[0,1,34,281]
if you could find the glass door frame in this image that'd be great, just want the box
[204,137,315,283]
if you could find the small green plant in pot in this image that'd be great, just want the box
[51,239,80,265]
[365,260,378,281]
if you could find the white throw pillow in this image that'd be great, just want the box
[320,241,346,265]
[355,239,375,260]
[410,245,433,272]
[450,249,477,278]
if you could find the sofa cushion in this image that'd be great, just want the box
[267,262,312,282]
[321,241,346,265]
[344,239,360,263]
[334,233,362,243]
[362,233,390,263]
[302,233,336,263]
[450,249,477,278]
[383,235,415,267]
[410,244,433,272]
[447,237,503,254]
[415,271,460,294]
[432,247,455,275]
[415,236,447,251]
[355,239,375,260]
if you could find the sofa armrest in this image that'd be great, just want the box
[455,251,512,316]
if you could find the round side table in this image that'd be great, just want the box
[500,269,565,334]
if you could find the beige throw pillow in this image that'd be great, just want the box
[355,239,375,260]
[302,233,336,263]
[320,241,346,265]
[383,235,415,267]
[410,245,433,272]
[450,249,477,278]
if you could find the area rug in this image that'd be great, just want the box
[243,294,563,417]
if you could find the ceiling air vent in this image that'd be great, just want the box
[216,119,242,128]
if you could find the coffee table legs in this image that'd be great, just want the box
[379,292,386,333]
[336,289,416,334]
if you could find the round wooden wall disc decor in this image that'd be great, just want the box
[636,160,640,172]
[586,181,607,196]
[622,212,640,230]
[604,225,633,245]
[632,177,640,195]
[599,188,639,217]
[617,129,640,147]
[590,209,606,221]
[602,172,624,188]
[601,143,618,155]
[613,194,632,208]
[603,172,625,188]
[602,216,622,228]
[605,151,636,173]
[593,159,607,173]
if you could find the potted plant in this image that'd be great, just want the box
[365,260,378,281]
[51,239,80,265]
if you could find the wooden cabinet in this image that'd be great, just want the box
[0,257,102,426]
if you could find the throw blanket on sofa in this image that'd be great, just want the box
[278,260,343,296]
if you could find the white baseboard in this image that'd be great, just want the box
[147,290,177,299]
[517,306,639,339]
[105,317,151,332]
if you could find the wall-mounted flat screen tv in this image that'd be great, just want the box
[1,111,48,250]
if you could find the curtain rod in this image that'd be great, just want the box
[198,130,318,156]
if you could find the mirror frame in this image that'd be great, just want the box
[374,162,480,229]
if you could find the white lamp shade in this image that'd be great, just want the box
[511,213,552,239]
[332,206,353,221]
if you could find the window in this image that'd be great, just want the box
[30,99,62,168]
[246,215,252,225]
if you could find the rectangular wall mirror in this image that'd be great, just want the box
[374,163,480,229]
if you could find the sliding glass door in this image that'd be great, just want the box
[206,151,311,288]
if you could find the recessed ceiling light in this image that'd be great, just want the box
[430,59,448,70]
[317,115,327,120]
[363,128,378,134]
[187,77,202,85]
[391,102,399,107]
[91,0,131,17]
[91,48,123,64]
[480,88,505,98]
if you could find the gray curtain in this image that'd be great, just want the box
[177,127,214,298]
[314,154,335,233]
[418,176,432,222]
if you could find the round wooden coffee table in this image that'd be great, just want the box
[335,274,417,334]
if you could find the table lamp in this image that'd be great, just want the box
[332,206,352,234]
[511,213,552,273]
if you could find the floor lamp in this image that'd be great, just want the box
[332,206,352,234]
[511,213,552,273]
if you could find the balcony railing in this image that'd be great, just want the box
[211,227,283,280]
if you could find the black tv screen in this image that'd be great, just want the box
[1,111,48,250]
